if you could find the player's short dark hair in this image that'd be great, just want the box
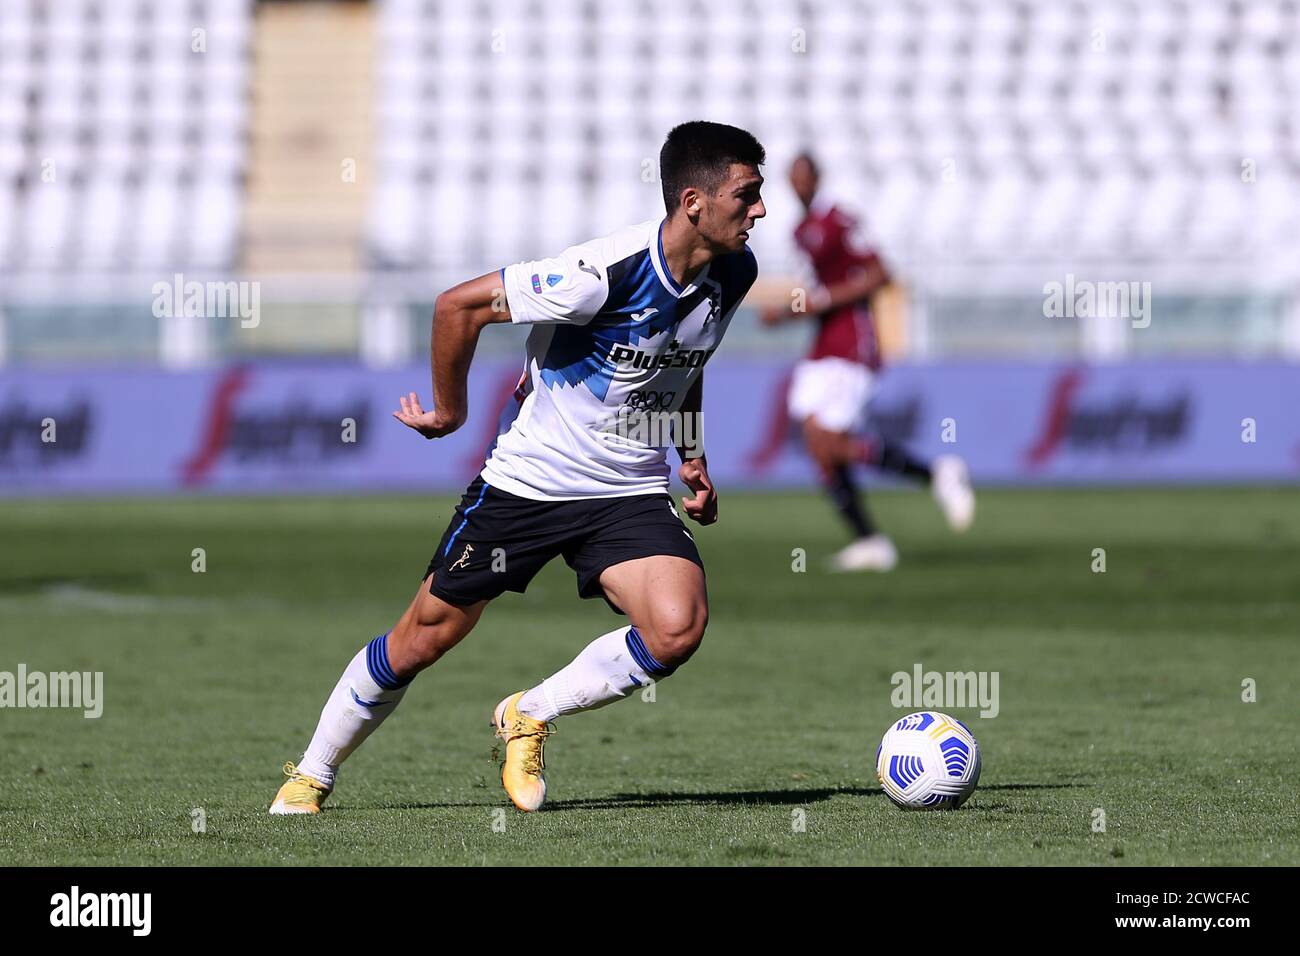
[659,121,766,214]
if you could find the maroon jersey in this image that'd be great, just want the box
[792,202,884,369]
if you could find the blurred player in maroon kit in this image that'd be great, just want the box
[762,152,974,571]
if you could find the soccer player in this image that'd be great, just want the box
[760,152,973,572]
[270,121,765,814]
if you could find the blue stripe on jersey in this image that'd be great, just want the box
[656,220,684,295]
[538,249,677,399]
[536,242,757,401]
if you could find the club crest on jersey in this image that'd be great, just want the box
[704,284,722,328]
[449,543,474,571]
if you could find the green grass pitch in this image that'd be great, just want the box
[1,487,1296,866]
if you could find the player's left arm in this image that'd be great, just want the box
[763,254,889,325]
[676,373,717,525]
[763,210,890,324]
[808,253,889,313]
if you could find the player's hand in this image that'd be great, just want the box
[392,392,463,439]
[679,457,718,525]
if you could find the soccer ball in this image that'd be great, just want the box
[875,711,981,810]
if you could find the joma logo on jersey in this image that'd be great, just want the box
[608,344,715,370]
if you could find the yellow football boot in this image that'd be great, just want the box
[492,692,554,812]
[268,761,331,815]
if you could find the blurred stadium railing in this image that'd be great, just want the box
[1,0,1299,367]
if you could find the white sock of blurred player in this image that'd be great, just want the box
[931,454,975,532]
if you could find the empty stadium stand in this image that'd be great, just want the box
[0,0,253,272]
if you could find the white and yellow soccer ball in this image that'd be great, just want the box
[875,711,981,809]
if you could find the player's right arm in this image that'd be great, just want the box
[393,271,512,439]
[394,244,609,439]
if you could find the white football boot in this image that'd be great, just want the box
[932,455,975,532]
[829,534,899,572]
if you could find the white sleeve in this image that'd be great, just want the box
[500,242,609,325]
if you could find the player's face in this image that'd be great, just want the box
[701,164,765,252]
[789,157,818,208]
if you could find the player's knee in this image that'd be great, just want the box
[803,425,835,470]
[641,601,708,667]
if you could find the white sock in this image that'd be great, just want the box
[517,625,675,721]
[297,633,411,788]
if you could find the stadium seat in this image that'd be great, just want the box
[361,0,1297,277]
[0,0,252,273]
[3,0,1296,293]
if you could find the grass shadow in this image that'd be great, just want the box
[344,780,1085,813]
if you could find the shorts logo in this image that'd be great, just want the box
[449,543,474,571]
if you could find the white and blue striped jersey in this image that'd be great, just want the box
[480,218,758,500]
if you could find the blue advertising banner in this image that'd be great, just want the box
[0,359,1295,494]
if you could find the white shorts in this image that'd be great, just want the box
[787,357,877,433]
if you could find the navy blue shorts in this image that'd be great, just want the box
[423,475,704,613]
